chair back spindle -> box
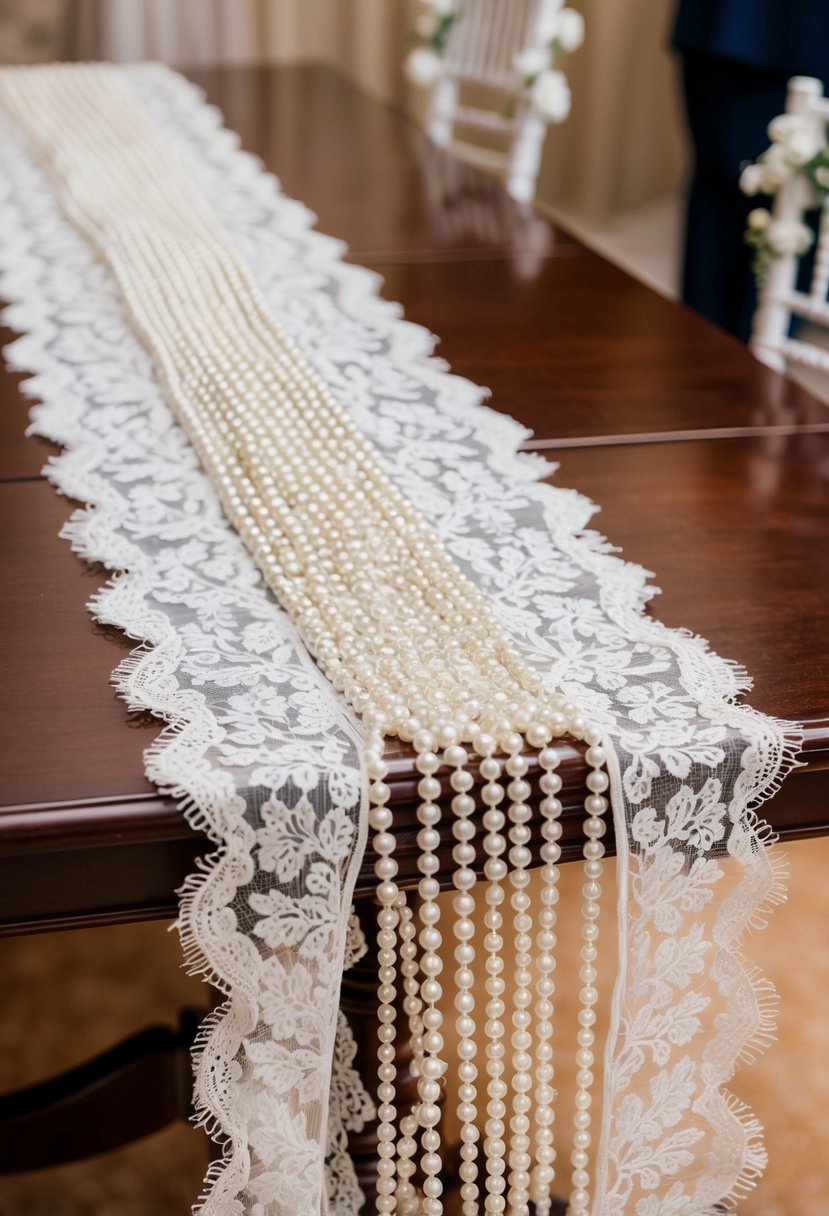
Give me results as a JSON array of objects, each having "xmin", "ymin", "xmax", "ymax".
[
  {"xmin": 427, "ymin": 0, "xmax": 564, "ymax": 203},
  {"xmin": 751, "ymin": 75, "xmax": 829, "ymax": 375}
]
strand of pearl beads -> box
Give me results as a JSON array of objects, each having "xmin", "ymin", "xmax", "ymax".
[
  {"xmin": 394, "ymin": 1110, "xmax": 420, "ymax": 1216},
  {"xmin": 395, "ymin": 899, "xmax": 422, "ymax": 1216},
  {"xmin": 447, "ymin": 742, "xmax": 480, "ymax": 1216},
  {"xmin": 479, "ymin": 736, "xmax": 509, "ymax": 1216},
  {"xmin": 399, "ymin": 897, "xmax": 424, "ymax": 1080},
  {"xmin": 499, "ymin": 732, "xmax": 534, "ymax": 1216},
  {"xmin": 368, "ymin": 729, "xmax": 401, "ymax": 1216},
  {"xmin": 530, "ymin": 746, "xmax": 564, "ymax": 1216},
  {"xmin": 568, "ymin": 728, "xmax": 609, "ymax": 1216},
  {"xmin": 413, "ymin": 729, "xmax": 447, "ymax": 1216}
]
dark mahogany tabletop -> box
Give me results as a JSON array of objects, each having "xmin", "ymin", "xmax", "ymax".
[{"xmin": 1, "ymin": 63, "xmax": 827, "ymax": 933}]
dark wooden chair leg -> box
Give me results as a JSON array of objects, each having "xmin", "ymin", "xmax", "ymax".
[{"xmin": 0, "ymin": 1007, "xmax": 205, "ymax": 1172}]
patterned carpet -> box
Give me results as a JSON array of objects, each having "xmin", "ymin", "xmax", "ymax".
[{"xmin": 1, "ymin": 836, "xmax": 827, "ymax": 1215}]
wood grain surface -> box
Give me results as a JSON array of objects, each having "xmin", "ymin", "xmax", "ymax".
[{"xmin": 370, "ymin": 252, "xmax": 829, "ymax": 440}]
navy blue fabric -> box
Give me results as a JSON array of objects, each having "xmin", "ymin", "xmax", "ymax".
[
  {"xmin": 678, "ymin": 52, "xmax": 789, "ymax": 339},
  {"xmin": 673, "ymin": 0, "xmax": 829, "ymax": 79},
  {"xmin": 673, "ymin": 2, "xmax": 829, "ymax": 339}
]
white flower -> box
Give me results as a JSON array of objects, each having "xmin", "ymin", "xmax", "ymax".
[
  {"xmin": 513, "ymin": 45, "xmax": 551, "ymax": 78},
  {"xmin": 429, "ymin": 0, "xmax": 457, "ymax": 14},
  {"xmin": 747, "ymin": 207, "xmax": 771, "ymax": 230},
  {"xmin": 555, "ymin": 8, "xmax": 585, "ymax": 52},
  {"xmin": 530, "ymin": 68, "xmax": 571, "ymax": 123},
  {"xmin": 414, "ymin": 11, "xmax": 439, "ymax": 39},
  {"xmin": 405, "ymin": 46, "xmax": 443, "ymax": 88},
  {"xmin": 765, "ymin": 217, "xmax": 813, "ymax": 256},
  {"xmin": 739, "ymin": 163, "xmax": 764, "ymax": 196},
  {"xmin": 768, "ymin": 113, "xmax": 807, "ymax": 144},
  {"xmin": 759, "ymin": 141, "xmax": 795, "ymax": 190},
  {"xmin": 767, "ymin": 113, "xmax": 822, "ymax": 166},
  {"xmin": 784, "ymin": 128, "xmax": 822, "ymax": 165}
]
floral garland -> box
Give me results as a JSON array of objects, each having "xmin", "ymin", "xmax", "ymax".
[
  {"xmin": 512, "ymin": 7, "xmax": 583, "ymax": 124},
  {"xmin": 405, "ymin": 0, "xmax": 460, "ymax": 88},
  {"xmin": 741, "ymin": 112, "xmax": 829, "ymax": 281},
  {"xmin": 405, "ymin": 2, "xmax": 584, "ymax": 126}
]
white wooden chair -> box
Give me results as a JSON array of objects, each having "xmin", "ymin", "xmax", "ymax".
[
  {"xmin": 417, "ymin": 140, "xmax": 554, "ymax": 274},
  {"xmin": 751, "ymin": 76, "xmax": 829, "ymax": 374},
  {"xmin": 427, "ymin": 0, "xmax": 564, "ymax": 204}
]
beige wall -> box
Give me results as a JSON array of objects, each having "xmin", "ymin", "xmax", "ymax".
[
  {"xmin": 537, "ymin": 0, "xmax": 687, "ymax": 218},
  {"xmin": 0, "ymin": 0, "xmax": 67, "ymax": 62},
  {"xmin": 0, "ymin": 0, "xmax": 688, "ymax": 218}
]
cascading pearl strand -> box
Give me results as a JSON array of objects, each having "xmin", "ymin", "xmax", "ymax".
[
  {"xmin": 479, "ymin": 741, "xmax": 509, "ymax": 1216},
  {"xmin": 368, "ymin": 731, "xmax": 401, "ymax": 1216},
  {"xmin": 399, "ymin": 897, "xmax": 424, "ymax": 1081},
  {"xmin": 503, "ymin": 733, "xmax": 535, "ymax": 1216},
  {"xmin": 569, "ymin": 729, "xmax": 610, "ymax": 1216},
  {"xmin": 447, "ymin": 743, "xmax": 480, "ymax": 1216},
  {"xmin": 394, "ymin": 1111, "xmax": 420, "ymax": 1216},
  {"xmin": 413, "ymin": 729, "xmax": 447, "ymax": 1216},
  {"xmin": 530, "ymin": 746, "xmax": 565, "ymax": 1216},
  {"xmin": 395, "ymin": 900, "xmax": 422, "ymax": 1216}
]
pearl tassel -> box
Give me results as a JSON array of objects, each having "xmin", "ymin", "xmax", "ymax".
[
  {"xmin": 448, "ymin": 743, "xmax": 480, "ymax": 1216},
  {"xmin": 396, "ymin": 899, "xmax": 421, "ymax": 1216},
  {"xmin": 530, "ymin": 746, "xmax": 563, "ymax": 1216},
  {"xmin": 399, "ymin": 900, "xmax": 423, "ymax": 1075},
  {"xmin": 479, "ymin": 742, "xmax": 509, "ymax": 1215},
  {"xmin": 414, "ymin": 729, "xmax": 447, "ymax": 1216},
  {"xmin": 504, "ymin": 735, "xmax": 534, "ymax": 1216},
  {"xmin": 368, "ymin": 730, "xmax": 401, "ymax": 1216},
  {"xmin": 569, "ymin": 728, "xmax": 610, "ymax": 1216}
]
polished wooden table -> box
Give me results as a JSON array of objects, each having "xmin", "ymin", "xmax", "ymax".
[
  {"xmin": 2, "ymin": 63, "xmax": 827, "ymax": 933},
  {"xmin": 0, "ymin": 63, "xmax": 827, "ymax": 1191}
]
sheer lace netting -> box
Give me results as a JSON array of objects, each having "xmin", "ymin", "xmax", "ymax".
[{"xmin": 0, "ymin": 62, "xmax": 799, "ymax": 1216}]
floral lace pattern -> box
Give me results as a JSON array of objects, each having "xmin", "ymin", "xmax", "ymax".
[
  {"xmin": 0, "ymin": 64, "xmax": 799, "ymax": 1215},
  {"xmin": 0, "ymin": 95, "xmax": 370, "ymax": 1216}
]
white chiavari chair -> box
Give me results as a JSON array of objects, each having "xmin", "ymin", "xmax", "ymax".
[
  {"xmin": 427, "ymin": 0, "xmax": 563, "ymax": 203},
  {"xmin": 751, "ymin": 76, "xmax": 829, "ymax": 376}
]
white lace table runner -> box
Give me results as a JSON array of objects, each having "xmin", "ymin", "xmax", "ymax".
[{"xmin": 0, "ymin": 64, "xmax": 797, "ymax": 1216}]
